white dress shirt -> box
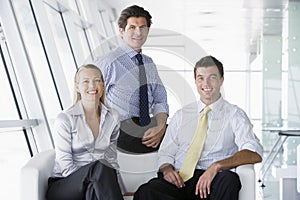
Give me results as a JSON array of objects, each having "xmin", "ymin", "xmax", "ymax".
[
  {"xmin": 158, "ymin": 96, "xmax": 263, "ymax": 171},
  {"xmin": 52, "ymin": 100, "xmax": 120, "ymax": 177}
]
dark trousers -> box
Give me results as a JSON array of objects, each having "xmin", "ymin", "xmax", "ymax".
[
  {"xmin": 117, "ymin": 117, "xmax": 160, "ymax": 153},
  {"xmin": 46, "ymin": 160, "xmax": 124, "ymax": 200},
  {"xmin": 133, "ymin": 169, "xmax": 241, "ymax": 200}
]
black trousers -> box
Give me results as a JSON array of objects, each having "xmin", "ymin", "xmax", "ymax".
[
  {"xmin": 46, "ymin": 160, "xmax": 124, "ymax": 200},
  {"xmin": 117, "ymin": 117, "xmax": 160, "ymax": 153},
  {"xmin": 133, "ymin": 169, "xmax": 241, "ymax": 200}
]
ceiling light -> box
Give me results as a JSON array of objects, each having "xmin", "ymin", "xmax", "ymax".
[
  {"xmin": 199, "ymin": 11, "xmax": 216, "ymax": 15},
  {"xmin": 265, "ymin": 8, "xmax": 281, "ymax": 12}
]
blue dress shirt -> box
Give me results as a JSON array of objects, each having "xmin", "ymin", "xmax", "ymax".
[{"xmin": 94, "ymin": 43, "xmax": 169, "ymax": 121}]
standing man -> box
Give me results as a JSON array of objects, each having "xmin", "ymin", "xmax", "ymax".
[
  {"xmin": 134, "ymin": 56, "xmax": 263, "ymax": 200},
  {"xmin": 95, "ymin": 5, "xmax": 169, "ymax": 153}
]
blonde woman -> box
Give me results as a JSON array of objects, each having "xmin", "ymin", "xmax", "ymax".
[{"xmin": 46, "ymin": 64, "xmax": 123, "ymax": 200}]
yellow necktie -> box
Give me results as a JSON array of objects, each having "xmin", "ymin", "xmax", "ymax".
[{"xmin": 180, "ymin": 106, "xmax": 211, "ymax": 182}]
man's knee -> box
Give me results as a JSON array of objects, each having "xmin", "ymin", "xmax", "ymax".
[
  {"xmin": 224, "ymin": 171, "xmax": 241, "ymax": 189},
  {"xmin": 134, "ymin": 183, "xmax": 151, "ymax": 199},
  {"xmin": 218, "ymin": 170, "xmax": 240, "ymax": 183},
  {"xmin": 214, "ymin": 170, "xmax": 241, "ymax": 194}
]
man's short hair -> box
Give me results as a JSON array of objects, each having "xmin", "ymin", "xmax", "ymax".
[
  {"xmin": 118, "ymin": 5, "xmax": 152, "ymax": 29},
  {"xmin": 194, "ymin": 56, "xmax": 224, "ymax": 79}
]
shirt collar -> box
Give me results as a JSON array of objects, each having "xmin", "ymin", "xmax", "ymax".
[
  {"xmin": 119, "ymin": 43, "xmax": 143, "ymax": 59},
  {"xmin": 198, "ymin": 96, "xmax": 224, "ymax": 113},
  {"xmin": 68, "ymin": 100, "xmax": 109, "ymax": 116}
]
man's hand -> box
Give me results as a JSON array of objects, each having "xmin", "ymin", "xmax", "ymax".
[
  {"xmin": 194, "ymin": 149, "xmax": 262, "ymax": 198},
  {"xmin": 195, "ymin": 163, "xmax": 219, "ymax": 199},
  {"xmin": 142, "ymin": 124, "xmax": 166, "ymax": 148},
  {"xmin": 160, "ymin": 164, "xmax": 185, "ymax": 188}
]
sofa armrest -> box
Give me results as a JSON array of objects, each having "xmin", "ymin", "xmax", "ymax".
[
  {"xmin": 297, "ymin": 144, "xmax": 300, "ymax": 193},
  {"xmin": 236, "ymin": 164, "xmax": 255, "ymax": 200},
  {"xmin": 20, "ymin": 149, "xmax": 55, "ymax": 200}
]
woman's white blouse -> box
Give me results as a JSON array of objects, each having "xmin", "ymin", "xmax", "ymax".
[{"xmin": 52, "ymin": 101, "xmax": 120, "ymax": 177}]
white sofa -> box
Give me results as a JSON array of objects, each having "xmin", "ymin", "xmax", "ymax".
[
  {"xmin": 20, "ymin": 149, "xmax": 256, "ymax": 200},
  {"xmin": 20, "ymin": 149, "xmax": 55, "ymax": 200},
  {"xmin": 118, "ymin": 150, "xmax": 256, "ymax": 200}
]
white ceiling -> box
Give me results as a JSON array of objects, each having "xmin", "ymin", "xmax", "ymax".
[{"xmin": 106, "ymin": 0, "xmax": 289, "ymax": 68}]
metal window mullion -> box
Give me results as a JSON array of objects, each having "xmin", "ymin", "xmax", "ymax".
[{"xmin": 0, "ymin": 44, "xmax": 34, "ymax": 156}]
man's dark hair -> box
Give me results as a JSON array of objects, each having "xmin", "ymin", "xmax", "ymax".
[
  {"xmin": 118, "ymin": 5, "xmax": 152, "ymax": 29},
  {"xmin": 194, "ymin": 56, "xmax": 224, "ymax": 79}
]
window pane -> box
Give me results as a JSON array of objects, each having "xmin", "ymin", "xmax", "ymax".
[
  {"xmin": 13, "ymin": 0, "xmax": 62, "ymax": 120},
  {"xmin": 44, "ymin": 4, "xmax": 77, "ymax": 97},
  {"xmin": 0, "ymin": 49, "xmax": 19, "ymax": 120},
  {"xmin": 72, "ymin": 24, "xmax": 91, "ymax": 64}
]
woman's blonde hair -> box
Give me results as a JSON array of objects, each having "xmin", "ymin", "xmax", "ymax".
[{"xmin": 73, "ymin": 64, "xmax": 106, "ymax": 105}]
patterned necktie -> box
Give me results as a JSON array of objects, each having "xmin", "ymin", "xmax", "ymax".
[
  {"xmin": 136, "ymin": 53, "xmax": 150, "ymax": 126},
  {"xmin": 180, "ymin": 106, "xmax": 211, "ymax": 181}
]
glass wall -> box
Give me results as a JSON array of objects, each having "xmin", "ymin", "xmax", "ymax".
[
  {"xmin": 0, "ymin": 21, "xmax": 34, "ymax": 200},
  {"xmin": 0, "ymin": 0, "xmax": 106, "ymax": 198}
]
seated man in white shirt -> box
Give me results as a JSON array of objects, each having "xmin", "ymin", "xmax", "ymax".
[{"xmin": 133, "ymin": 55, "xmax": 263, "ymax": 200}]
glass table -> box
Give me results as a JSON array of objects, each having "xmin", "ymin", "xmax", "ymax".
[{"xmin": 259, "ymin": 128, "xmax": 300, "ymax": 187}]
